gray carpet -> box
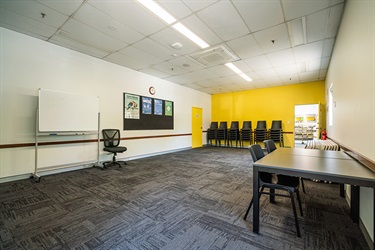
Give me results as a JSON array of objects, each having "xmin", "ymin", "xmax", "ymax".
[{"xmin": 0, "ymin": 147, "xmax": 369, "ymax": 249}]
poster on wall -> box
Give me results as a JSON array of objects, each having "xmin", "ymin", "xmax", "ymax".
[
  {"xmin": 154, "ymin": 99, "xmax": 163, "ymax": 115},
  {"xmin": 165, "ymin": 101, "xmax": 173, "ymax": 116},
  {"xmin": 124, "ymin": 93, "xmax": 140, "ymax": 119},
  {"xmin": 142, "ymin": 96, "xmax": 152, "ymax": 114}
]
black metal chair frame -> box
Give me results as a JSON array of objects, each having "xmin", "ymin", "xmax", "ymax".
[
  {"xmin": 240, "ymin": 121, "xmax": 253, "ymax": 147},
  {"xmin": 244, "ymin": 144, "xmax": 303, "ymax": 237},
  {"xmin": 102, "ymin": 129, "xmax": 127, "ymax": 168},
  {"xmin": 228, "ymin": 121, "xmax": 240, "ymax": 148}
]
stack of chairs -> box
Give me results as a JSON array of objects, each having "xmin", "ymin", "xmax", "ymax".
[
  {"xmin": 240, "ymin": 121, "xmax": 253, "ymax": 147},
  {"xmin": 254, "ymin": 120, "xmax": 268, "ymax": 143},
  {"xmin": 207, "ymin": 122, "xmax": 218, "ymax": 146},
  {"xmin": 228, "ymin": 121, "xmax": 240, "ymax": 147},
  {"xmin": 216, "ymin": 121, "xmax": 228, "ymax": 146},
  {"xmin": 269, "ymin": 120, "xmax": 284, "ymax": 147}
]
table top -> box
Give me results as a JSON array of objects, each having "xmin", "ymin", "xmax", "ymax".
[
  {"xmin": 254, "ymin": 148, "xmax": 375, "ymax": 188},
  {"xmin": 273, "ymin": 147, "xmax": 353, "ymax": 160}
]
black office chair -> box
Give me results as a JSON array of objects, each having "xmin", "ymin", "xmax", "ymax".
[
  {"xmin": 264, "ymin": 139, "xmax": 306, "ymax": 194},
  {"xmin": 102, "ymin": 129, "xmax": 127, "ymax": 168},
  {"xmin": 244, "ymin": 144, "xmax": 303, "ymax": 237}
]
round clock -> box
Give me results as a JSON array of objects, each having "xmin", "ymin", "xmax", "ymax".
[{"xmin": 149, "ymin": 86, "xmax": 156, "ymax": 95}]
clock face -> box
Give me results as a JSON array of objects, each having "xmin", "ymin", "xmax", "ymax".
[{"xmin": 149, "ymin": 86, "xmax": 155, "ymax": 95}]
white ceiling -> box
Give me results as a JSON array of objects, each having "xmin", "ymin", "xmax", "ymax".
[{"xmin": 0, "ymin": 0, "xmax": 345, "ymax": 94}]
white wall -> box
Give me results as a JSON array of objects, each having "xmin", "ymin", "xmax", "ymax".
[
  {"xmin": 325, "ymin": 0, "xmax": 375, "ymax": 241},
  {"xmin": 0, "ymin": 27, "xmax": 211, "ymax": 179}
]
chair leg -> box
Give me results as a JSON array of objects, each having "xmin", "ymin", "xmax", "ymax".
[
  {"xmin": 289, "ymin": 191, "xmax": 301, "ymax": 237},
  {"xmin": 301, "ymin": 178, "xmax": 306, "ymax": 194},
  {"xmin": 296, "ymin": 189, "xmax": 303, "ymax": 217},
  {"xmin": 244, "ymin": 187, "xmax": 264, "ymax": 220}
]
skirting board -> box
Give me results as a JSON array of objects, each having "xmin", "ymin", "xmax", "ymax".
[{"xmin": 0, "ymin": 147, "xmax": 192, "ymax": 184}]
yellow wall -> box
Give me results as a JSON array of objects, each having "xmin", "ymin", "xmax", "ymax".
[{"xmin": 211, "ymin": 81, "xmax": 325, "ymax": 147}]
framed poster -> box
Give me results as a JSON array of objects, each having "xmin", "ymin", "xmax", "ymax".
[
  {"xmin": 165, "ymin": 101, "xmax": 173, "ymax": 116},
  {"xmin": 124, "ymin": 93, "xmax": 140, "ymax": 119},
  {"xmin": 142, "ymin": 96, "xmax": 152, "ymax": 114},
  {"xmin": 154, "ymin": 99, "xmax": 163, "ymax": 115}
]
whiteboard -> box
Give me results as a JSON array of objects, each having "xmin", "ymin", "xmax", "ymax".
[{"xmin": 38, "ymin": 89, "xmax": 99, "ymax": 132}]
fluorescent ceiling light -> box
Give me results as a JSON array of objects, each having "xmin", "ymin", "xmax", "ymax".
[
  {"xmin": 137, "ymin": 0, "xmax": 176, "ymax": 24},
  {"xmin": 225, "ymin": 63, "xmax": 253, "ymax": 82},
  {"xmin": 172, "ymin": 23, "xmax": 210, "ymax": 49}
]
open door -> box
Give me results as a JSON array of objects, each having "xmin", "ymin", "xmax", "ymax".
[{"xmin": 192, "ymin": 107, "xmax": 202, "ymax": 148}]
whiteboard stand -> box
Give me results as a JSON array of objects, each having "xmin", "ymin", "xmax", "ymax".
[{"xmin": 31, "ymin": 109, "xmax": 102, "ymax": 182}]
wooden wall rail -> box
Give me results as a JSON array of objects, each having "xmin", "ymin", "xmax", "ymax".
[{"xmin": 0, "ymin": 133, "xmax": 192, "ymax": 149}]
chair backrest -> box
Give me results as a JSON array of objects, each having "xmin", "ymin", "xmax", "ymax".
[
  {"xmin": 248, "ymin": 144, "xmax": 265, "ymax": 162},
  {"xmin": 230, "ymin": 121, "xmax": 239, "ymax": 129},
  {"xmin": 256, "ymin": 120, "xmax": 267, "ymax": 130},
  {"xmin": 242, "ymin": 121, "xmax": 252, "ymax": 130},
  {"xmin": 271, "ymin": 120, "xmax": 282, "ymax": 130},
  {"xmin": 210, "ymin": 122, "xmax": 218, "ymax": 129},
  {"xmin": 219, "ymin": 121, "xmax": 227, "ymax": 129},
  {"xmin": 264, "ymin": 139, "xmax": 277, "ymax": 153},
  {"xmin": 102, "ymin": 129, "xmax": 121, "ymax": 147}
]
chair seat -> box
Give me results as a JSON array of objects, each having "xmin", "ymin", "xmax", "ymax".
[{"xmin": 104, "ymin": 146, "xmax": 127, "ymax": 153}]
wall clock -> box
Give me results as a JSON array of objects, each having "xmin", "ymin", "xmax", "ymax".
[{"xmin": 149, "ymin": 86, "xmax": 156, "ymax": 95}]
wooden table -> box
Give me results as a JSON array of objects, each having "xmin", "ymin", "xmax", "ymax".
[{"xmin": 252, "ymin": 148, "xmax": 375, "ymax": 244}]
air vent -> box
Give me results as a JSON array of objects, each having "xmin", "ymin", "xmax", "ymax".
[{"xmin": 189, "ymin": 45, "xmax": 238, "ymax": 66}]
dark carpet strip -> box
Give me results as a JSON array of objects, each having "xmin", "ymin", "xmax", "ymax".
[{"xmin": 0, "ymin": 147, "xmax": 369, "ymax": 249}]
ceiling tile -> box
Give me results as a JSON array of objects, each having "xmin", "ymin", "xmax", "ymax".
[
  {"xmin": 320, "ymin": 57, "xmax": 330, "ymax": 69},
  {"xmin": 299, "ymin": 70, "xmax": 320, "ymax": 81},
  {"xmin": 253, "ymin": 24, "xmax": 291, "ymax": 53},
  {"xmin": 231, "ymin": 60, "xmax": 253, "ymax": 74},
  {"xmin": 207, "ymin": 65, "xmax": 236, "ymax": 77},
  {"xmin": 256, "ymin": 68, "xmax": 279, "ymax": 79},
  {"xmin": 293, "ymin": 41, "xmax": 324, "ymax": 63},
  {"xmin": 306, "ymin": 8, "xmax": 328, "ymax": 43},
  {"xmin": 89, "ymin": 0, "xmax": 166, "ymax": 36},
  {"xmin": 57, "ymin": 18, "xmax": 127, "ymax": 53},
  {"xmin": 322, "ymin": 38, "xmax": 335, "ymax": 57},
  {"xmin": 181, "ymin": 14, "xmax": 222, "ymax": 46},
  {"xmin": 152, "ymin": 61, "xmax": 189, "ymax": 76},
  {"xmin": 74, "ymin": 4, "xmax": 144, "ymax": 45},
  {"xmin": 167, "ymin": 56, "xmax": 205, "ymax": 72},
  {"xmin": 266, "ymin": 48, "xmax": 295, "ymax": 67},
  {"xmin": 309, "ymin": 59, "xmax": 321, "ymax": 72},
  {"xmin": 233, "ymin": 0, "xmax": 284, "ymax": 32},
  {"xmin": 1, "ymin": 0, "xmax": 70, "ymax": 28},
  {"xmin": 157, "ymin": 0, "xmax": 192, "ymax": 19},
  {"xmin": 150, "ymin": 27, "xmax": 202, "ymax": 55},
  {"xmin": 281, "ymin": 0, "xmax": 331, "ymax": 21},
  {"xmin": 133, "ymin": 38, "xmax": 175, "ymax": 61},
  {"xmin": 104, "ymin": 52, "xmax": 152, "ymax": 70},
  {"xmin": 326, "ymin": 3, "xmax": 345, "ymax": 38},
  {"xmin": 226, "ymin": 34, "xmax": 263, "ymax": 60},
  {"xmin": 0, "ymin": 8, "xmax": 57, "ymax": 39},
  {"xmin": 139, "ymin": 67, "xmax": 172, "ymax": 79},
  {"xmin": 274, "ymin": 64, "xmax": 299, "ymax": 76},
  {"xmin": 36, "ymin": 0, "xmax": 84, "ymax": 16},
  {"xmin": 197, "ymin": 1, "xmax": 249, "ymax": 41},
  {"xmin": 244, "ymin": 55, "xmax": 272, "ymax": 71},
  {"xmin": 117, "ymin": 46, "xmax": 164, "ymax": 65},
  {"xmin": 182, "ymin": 0, "xmax": 219, "ymax": 12}
]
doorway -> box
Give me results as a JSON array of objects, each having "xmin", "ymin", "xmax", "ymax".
[
  {"xmin": 294, "ymin": 104, "xmax": 321, "ymax": 147},
  {"xmin": 192, "ymin": 107, "xmax": 202, "ymax": 148}
]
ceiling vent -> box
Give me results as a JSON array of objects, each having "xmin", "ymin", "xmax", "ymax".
[{"xmin": 189, "ymin": 45, "xmax": 239, "ymax": 67}]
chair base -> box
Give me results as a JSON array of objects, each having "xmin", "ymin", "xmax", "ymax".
[{"xmin": 102, "ymin": 160, "xmax": 127, "ymax": 168}]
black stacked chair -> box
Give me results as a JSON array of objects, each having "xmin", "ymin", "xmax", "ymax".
[
  {"xmin": 240, "ymin": 121, "xmax": 253, "ymax": 147},
  {"xmin": 269, "ymin": 120, "xmax": 284, "ymax": 147},
  {"xmin": 207, "ymin": 122, "xmax": 218, "ymax": 146},
  {"xmin": 216, "ymin": 122, "xmax": 228, "ymax": 146},
  {"xmin": 264, "ymin": 139, "xmax": 306, "ymax": 194},
  {"xmin": 228, "ymin": 121, "xmax": 240, "ymax": 147},
  {"xmin": 254, "ymin": 120, "xmax": 268, "ymax": 143},
  {"xmin": 244, "ymin": 144, "xmax": 303, "ymax": 237},
  {"xmin": 102, "ymin": 129, "xmax": 127, "ymax": 168}
]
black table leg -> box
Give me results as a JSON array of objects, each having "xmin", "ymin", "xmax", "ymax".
[
  {"xmin": 350, "ymin": 185, "xmax": 359, "ymax": 224},
  {"xmin": 253, "ymin": 166, "xmax": 259, "ymax": 233},
  {"xmin": 340, "ymin": 183, "xmax": 345, "ymax": 198}
]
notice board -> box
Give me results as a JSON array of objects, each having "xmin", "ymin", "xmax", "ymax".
[
  {"xmin": 38, "ymin": 89, "xmax": 99, "ymax": 132},
  {"xmin": 123, "ymin": 93, "xmax": 173, "ymax": 130}
]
